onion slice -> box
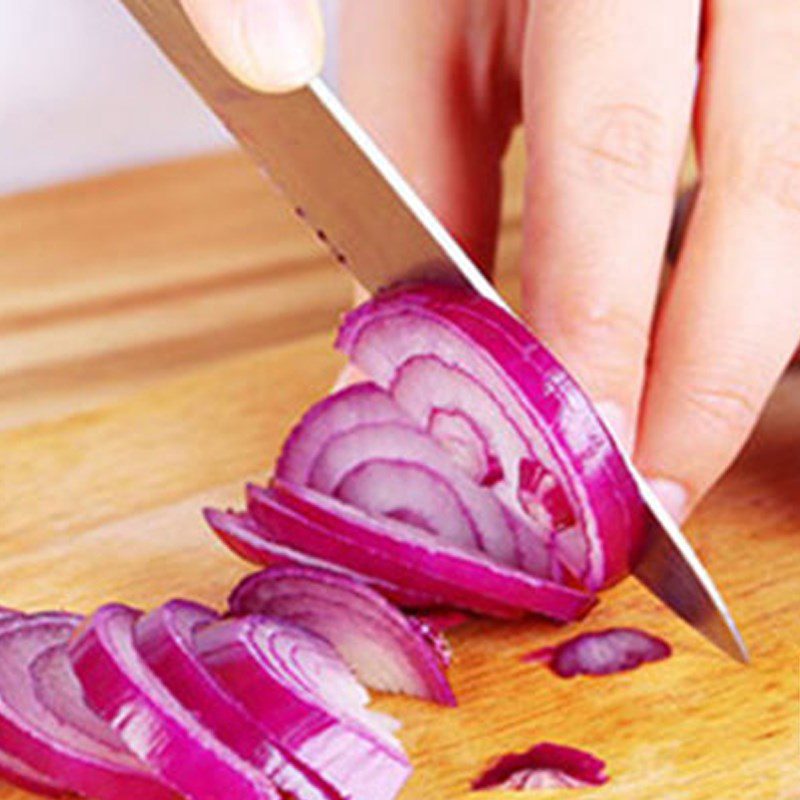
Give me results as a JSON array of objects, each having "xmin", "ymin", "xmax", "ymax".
[
  {"xmin": 472, "ymin": 742, "xmax": 609, "ymax": 790},
  {"xmin": 205, "ymin": 507, "xmax": 441, "ymax": 609},
  {"xmin": 0, "ymin": 615, "xmax": 71, "ymax": 798},
  {"xmin": 227, "ymin": 565, "xmax": 456, "ymax": 705},
  {"xmin": 0, "ymin": 611, "xmax": 173, "ymax": 800},
  {"xmin": 336, "ymin": 283, "xmax": 645, "ymax": 588},
  {"xmin": 194, "ymin": 616, "xmax": 412, "ymax": 800},
  {"xmin": 524, "ymin": 627, "xmax": 672, "ymax": 677},
  {"xmin": 69, "ymin": 603, "xmax": 281, "ymax": 800},
  {"xmin": 246, "ymin": 481, "xmax": 595, "ymax": 621},
  {"xmin": 135, "ymin": 600, "xmax": 340, "ymax": 800}
]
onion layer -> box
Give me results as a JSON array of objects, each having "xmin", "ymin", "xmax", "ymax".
[
  {"xmin": 228, "ymin": 565, "xmax": 456, "ymax": 705},
  {"xmin": 69, "ymin": 604, "xmax": 281, "ymax": 800},
  {"xmin": 195, "ymin": 616, "xmax": 412, "ymax": 800}
]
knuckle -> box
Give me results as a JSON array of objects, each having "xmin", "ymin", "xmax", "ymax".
[
  {"xmin": 754, "ymin": 126, "xmax": 800, "ymax": 214},
  {"xmin": 565, "ymin": 102, "xmax": 675, "ymax": 195},
  {"xmin": 709, "ymin": 125, "xmax": 800, "ymax": 215},
  {"xmin": 679, "ymin": 378, "xmax": 761, "ymax": 441}
]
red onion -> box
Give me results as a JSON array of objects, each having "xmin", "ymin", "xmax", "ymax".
[
  {"xmin": 205, "ymin": 507, "xmax": 441, "ymax": 609},
  {"xmin": 246, "ymin": 481, "xmax": 595, "ymax": 621},
  {"xmin": 227, "ymin": 565, "xmax": 456, "ymax": 705},
  {"xmin": 472, "ymin": 742, "xmax": 609, "ymax": 790},
  {"xmin": 524, "ymin": 627, "xmax": 672, "ymax": 677},
  {"xmin": 135, "ymin": 600, "xmax": 340, "ymax": 800},
  {"xmin": 194, "ymin": 615, "xmax": 412, "ymax": 800},
  {"xmin": 336, "ymin": 283, "xmax": 645, "ymax": 589},
  {"xmin": 0, "ymin": 611, "xmax": 173, "ymax": 800},
  {"xmin": 69, "ymin": 603, "xmax": 282, "ymax": 800}
]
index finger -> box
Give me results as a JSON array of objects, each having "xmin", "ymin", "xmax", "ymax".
[{"xmin": 520, "ymin": 0, "xmax": 701, "ymax": 447}]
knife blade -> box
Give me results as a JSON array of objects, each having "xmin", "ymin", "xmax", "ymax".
[{"xmin": 119, "ymin": 0, "xmax": 748, "ymax": 662}]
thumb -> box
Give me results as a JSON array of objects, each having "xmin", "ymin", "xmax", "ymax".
[{"xmin": 180, "ymin": 0, "xmax": 324, "ymax": 93}]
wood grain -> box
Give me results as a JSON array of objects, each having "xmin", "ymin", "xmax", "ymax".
[{"xmin": 0, "ymin": 138, "xmax": 797, "ymax": 799}]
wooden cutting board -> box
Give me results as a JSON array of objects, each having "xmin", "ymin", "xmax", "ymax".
[{"xmin": 0, "ymin": 140, "xmax": 798, "ymax": 799}]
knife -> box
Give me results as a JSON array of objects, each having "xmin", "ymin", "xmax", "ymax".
[{"xmin": 119, "ymin": 0, "xmax": 748, "ymax": 662}]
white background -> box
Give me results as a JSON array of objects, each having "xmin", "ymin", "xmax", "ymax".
[{"xmin": 0, "ymin": 0, "xmax": 338, "ymax": 196}]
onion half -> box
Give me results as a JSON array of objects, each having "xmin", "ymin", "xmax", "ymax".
[
  {"xmin": 69, "ymin": 604, "xmax": 281, "ymax": 800},
  {"xmin": 246, "ymin": 481, "xmax": 595, "ymax": 621},
  {"xmin": 0, "ymin": 611, "xmax": 172, "ymax": 800},
  {"xmin": 195, "ymin": 615, "xmax": 412, "ymax": 800},
  {"xmin": 336, "ymin": 283, "xmax": 645, "ymax": 588},
  {"xmin": 227, "ymin": 565, "xmax": 456, "ymax": 705}
]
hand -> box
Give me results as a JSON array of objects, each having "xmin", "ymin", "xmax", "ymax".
[
  {"xmin": 181, "ymin": 0, "xmax": 324, "ymax": 92},
  {"xmin": 340, "ymin": 0, "xmax": 800, "ymax": 522}
]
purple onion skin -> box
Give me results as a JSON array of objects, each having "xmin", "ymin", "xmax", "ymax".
[
  {"xmin": 523, "ymin": 627, "xmax": 672, "ymax": 678},
  {"xmin": 69, "ymin": 604, "xmax": 281, "ymax": 800},
  {"xmin": 473, "ymin": 742, "xmax": 608, "ymax": 790},
  {"xmin": 135, "ymin": 600, "xmax": 340, "ymax": 800},
  {"xmin": 227, "ymin": 566, "xmax": 456, "ymax": 706}
]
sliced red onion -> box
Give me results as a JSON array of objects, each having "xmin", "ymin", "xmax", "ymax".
[
  {"xmin": 69, "ymin": 603, "xmax": 281, "ymax": 800},
  {"xmin": 245, "ymin": 481, "xmax": 595, "ymax": 621},
  {"xmin": 205, "ymin": 507, "xmax": 441, "ymax": 609},
  {"xmin": 472, "ymin": 742, "xmax": 609, "ymax": 790},
  {"xmin": 336, "ymin": 283, "xmax": 645, "ymax": 588},
  {"xmin": 135, "ymin": 600, "xmax": 340, "ymax": 800},
  {"xmin": 276, "ymin": 382, "xmax": 409, "ymax": 485},
  {"xmin": 194, "ymin": 616, "xmax": 412, "ymax": 800},
  {"xmin": 227, "ymin": 565, "xmax": 456, "ymax": 705},
  {"xmin": 0, "ymin": 608, "xmax": 20, "ymax": 623},
  {"xmin": 0, "ymin": 611, "xmax": 173, "ymax": 800},
  {"xmin": 524, "ymin": 627, "xmax": 672, "ymax": 677}
]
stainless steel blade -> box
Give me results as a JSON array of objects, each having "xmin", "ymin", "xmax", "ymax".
[{"xmin": 119, "ymin": 0, "xmax": 748, "ymax": 662}]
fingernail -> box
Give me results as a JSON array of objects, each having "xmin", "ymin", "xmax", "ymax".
[
  {"xmin": 595, "ymin": 400, "xmax": 634, "ymax": 452},
  {"xmin": 240, "ymin": 0, "xmax": 324, "ymax": 92},
  {"xmin": 649, "ymin": 478, "xmax": 689, "ymax": 524}
]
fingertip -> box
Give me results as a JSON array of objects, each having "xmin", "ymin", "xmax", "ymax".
[{"xmin": 182, "ymin": 0, "xmax": 324, "ymax": 93}]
